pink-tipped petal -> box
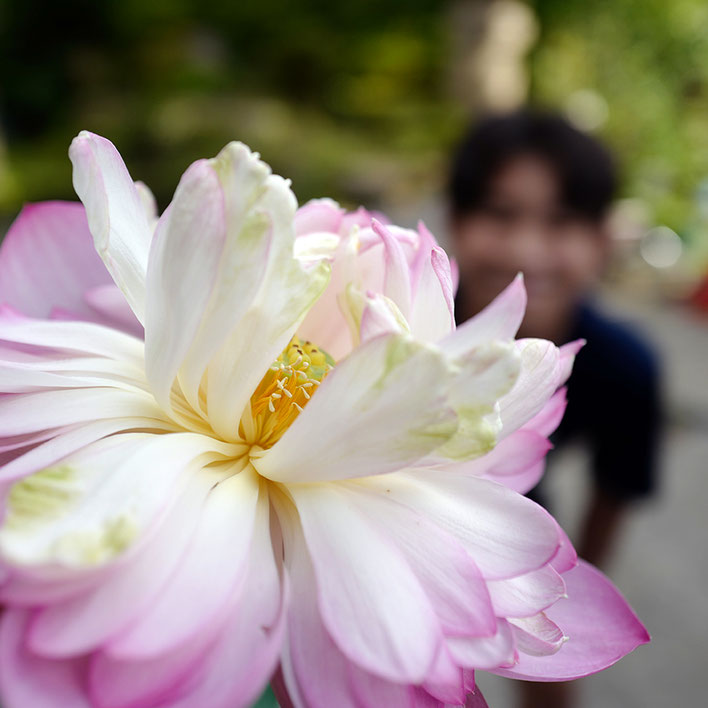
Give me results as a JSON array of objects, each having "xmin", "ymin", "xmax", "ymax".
[
  {"xmin": 359, "ymin": 292, "xmax": 407, "ymax": 342},
  {"xmin": 379, "ymin": 474, "xmax": 560, "ymax": 581},
  {"xmin": 348, "ymin": 664, "xmax": 415, "ymax": 708},
  {"xmin": 83, "ymin": 285, "xmax": 142, "ymax": 337},
  {"xmin": 24, "ymin": 437, "xmax": 227, "ymax": 656},
  {"xmin": 446, "ymin": 620, "xmax": 517, "ymax": 671},
  {"xmin": 466, "ymin": 430, "xmax": 551, "ymax": 480},
  {"xmin": 277, "ymin": 509, "xmax": 359, "ymax": 708},
  {"xmin": 88, "ymin": 640, "xmax": 211, "ymax": 708},
  {"xmin": 549, "ymin": 524, "xmax": 578, "ymax": 575},
  {"xmin": 421, "ymin": 647, "xmax": 465, "ymax": 704},
  {"xmin": 487, "ymin": 565, "xmax": 566, "ymax": 619},
  {"xmin": 558, "ymin": 339, "xmax": 585, "ymax": 385},
  {"xmin": 347, "ymin": 485, "xmax": 496, "ymax": 638},
  {"xmin": 69, "ymin": 132, "xmax": 153, "ymax": 322},
  {"xmin": 509, "ymin": 613, "xmax": 566, "ymax": 657},
  {"xmin": 0, "ymin": 202, "xmax": 111, "ymax": 319},
  {"xmin": 0, "ymin": 388, "xmax": 166, "ymax": 438},
  {"xmin": 493, "ymin": 561, "xmax": 649, "ymax": 681},
  {"xmin": 169, "ymin": 485, "xmax": 285, "ymax": 708},
  {"xmin": 522, "ymin": 388, "xmax": 567, "ymax": 437},
  {"xmin": 0, "ymin": 308, "xmax": 143, "ymax": 362},
  {"xmin": 288, "ymin": 484, "xmax": 443, "ymax": 683},
  {"xmin": 372, "ymin": 219, "xmax": 412, "ymax": 318},
  {"xmin": 294, "ymin": 198, "xmax": 344, "ymax": 236},
  {"xmin": 464, "ymin": 686, "xmax": 489, "ymax": 708},
  {"xmin": 499, "ymin": 339, "xmax": 561, "ymax": 437},
  {"xmin": 0, "ymin": 609, "xmax": 90, "ymax": 707},
  {"xmin": 0, "ymin": 416, "xmax": 174, "ymax": 484},
  {"xmin": 442, "ymin": 274, "xmax": 526, "ymax": 358},
  {"xmin": 93, "ymin": 480, "xmax": 284, "ymax": 708},
  {"xmin": 408, "ymin": 245, "xmax": 456, "ymax": 342},
  {"xmin": 488, "ymin": 460, "xmax": 545, "ymax": 495}
]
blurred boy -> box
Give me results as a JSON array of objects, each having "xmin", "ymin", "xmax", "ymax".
[{"xmin": 449, "ymin": 110, "xmax": 661, "ymax": 708}]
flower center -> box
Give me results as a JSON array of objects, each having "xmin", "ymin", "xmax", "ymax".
[{"xmin": 242, "ymin": 336, "xmax": 334, "ymax": 448}]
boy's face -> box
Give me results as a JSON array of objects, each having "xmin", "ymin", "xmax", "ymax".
[{"xmin": 451, "ymin": 154, "xmax": 608, "ymax": 340}]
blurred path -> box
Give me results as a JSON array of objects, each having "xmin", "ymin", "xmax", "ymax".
[{"xmin": 479, "ymin": 290, "xmax": 708, "ymax": 707}]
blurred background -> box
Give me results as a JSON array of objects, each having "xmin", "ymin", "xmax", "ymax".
[{"xmin": 1, "ymin": 1, "xmax": 706, "ymax": 706}]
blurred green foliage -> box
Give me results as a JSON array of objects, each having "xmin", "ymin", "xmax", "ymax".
[
  {"xmin": 529, "ymin": 0, "xmax": 708, "ymax": 242},
  {"xmin": 0, "ymin": 0, "xmax": 459, "ymax": 216},
  {"xmin": 2, "ymin": 0, "xmax": 708, "ymax": 243}
]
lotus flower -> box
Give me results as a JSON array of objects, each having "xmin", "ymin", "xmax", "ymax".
[{"xmin": 0, "ymin": 133, "xmax": 648, "ymax": 708}]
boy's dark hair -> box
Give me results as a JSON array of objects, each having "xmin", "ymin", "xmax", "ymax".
[{"xmin": 449, "ymin": 109, "xmax": 617, "ymax": 222}]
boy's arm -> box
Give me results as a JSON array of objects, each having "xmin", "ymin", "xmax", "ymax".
[{"xmin": 577, "ymin": 487, "xmax": 627, "ymax": 568}]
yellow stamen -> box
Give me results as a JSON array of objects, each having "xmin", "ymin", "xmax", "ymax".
[{"xmin": 244, "ymin": 337, "xmax": 334, "ymax": 447}]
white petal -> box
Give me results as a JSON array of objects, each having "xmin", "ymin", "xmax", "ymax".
[
  {"xmin": 255, "ymin": 334, "xmax": 457, "ymax": 483},
  {"xmin": 134, "ymin": 180, "xmax": 159, "ymax": 225},
  {"xmin": 172, "ymin": 142, "xmax": 329, "ymax": 434},
  {"xmin": 0, "ymin": 310, "xmax": 144, "ymax": 364},
  {"xmin": 69, "ymin": 132, "xmax": 153, "ymax": 322},
  {"xmin": 434, "ymin": 341, "xmax": 521, "ymax": 461},
  {"xmin": 285, "ymin": 484, "xmax": 443, "ymax": 683},
  {"xmin": 0, "ymin": 433, "xmax": 227, "ymax": 571},
  {"xmin": 26, "ymin": 468, "xmax": 217, "ymax": 657},
  {"xmin": 368, "ymin": 473, "xmax": 560, "ymax": 580},
  {"xmin": 297, "ymin": 235, "xmax": 360, "ymax": 360},
  {"xmin": 499, "ymin": 339, "xmax": 562, "ymax": 437},
  {"xmin": 107, "ymin": 465, "xmax": 260, "ymax": 658},
  {"xmin": 293, "ymin": 232, "xmax": 340, "ymax": 262},
  {"xmin": 509, "ymin": 613, "xmax": 566, "ymax": 657},
  {"xmin": 372, "ymin": 219, "xmax": 412, "ymax": 318},
  {"xmin": 408, "ymin": 243, "xmax": 455, "ymax": 342},
  {"xmin": 0, "ymin": 388, "xmax": 167, "ymax": 438},
  {"xmin": 165, "ymin": 480, "xmax": 286, "ymax": 708},
  {"xmin": 488, "ymin": 565, "xmax": 566, "ymax": 618},
  {"xmin": 144, "ymin": 159, "xmax": 226, "ymax": 410},
  {"xmin": 343, "ymin": 483, "xmax": 496, "ymax": 637},
  {"xmin": 0, "ymin": 417, "xmax": 176, "ymax": 484},
  {"xmin": 0, "ymin": 359, "xmax": 148, "ymax": 395}
]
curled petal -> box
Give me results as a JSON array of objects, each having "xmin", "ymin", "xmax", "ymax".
[
  {"xmin": 499, "ymin": 339, "xmax": 561, "ymax": 437},
  {"xmin": 509, "ymin": 613, "xmax": 566, "ymax": 657},
  {"xmin": 493, "ymin": 561, "xmax": 649, "ymax": 681},
  {"xmin": 69, "ymin": 132, "xmax": 153, "ymax": 322},
  {"xmin": 487, "ymin": 565, "xmax": 566, "ymax": 619}
]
